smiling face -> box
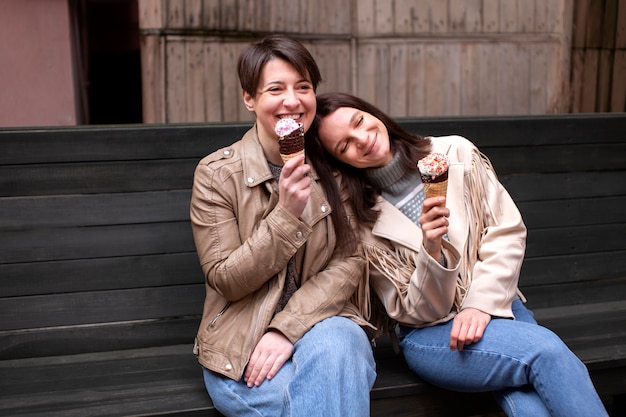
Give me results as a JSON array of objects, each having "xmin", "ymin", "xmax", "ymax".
[
  {"xmin": 243, "ymin": 58, "xmax": 316, "ymax": 150},
  {"xmin": 317, "ymin": 106, "xmax": 393, "ymax": 169}
]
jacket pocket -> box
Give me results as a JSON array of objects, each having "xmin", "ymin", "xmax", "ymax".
[{"xmin": 207, "ymin": 301, "xmax": 231, "ymax": 330}]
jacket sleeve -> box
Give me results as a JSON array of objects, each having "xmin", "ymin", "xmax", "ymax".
[
  {"xmin": 458, "ymin": 141, "xmax": 527, "ymax": 318},
  {"xmin": 364, "ymin": 234, "xmax": 462, "ymax": 327},
  {"xmin": 190, "ymin": 159, "xmax": 309, "ymax": 301}
]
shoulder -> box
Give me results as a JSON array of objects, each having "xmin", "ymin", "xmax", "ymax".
[
  {"xmin": 195, "ymin": 140, "xmax": 244, "ymax": 186},
  {"xmin": 428, "ymin": 135, "xmax": 479, "ymax": 165}
]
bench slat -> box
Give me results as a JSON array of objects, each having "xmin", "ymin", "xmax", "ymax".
[
  {"xmin": 1, "ymin": 253, "xmax": 202, "ymax": 297},
  {"xmin": 0, "ymin": 190, "xmax": 191, "ymax": 230},
  {"xmin": 1, "ymin": 222, "xmax": 196, "ymax": 263},
  {"xmin": 0, "ymin": 284, "xmax": 205, "ymax": 330}
]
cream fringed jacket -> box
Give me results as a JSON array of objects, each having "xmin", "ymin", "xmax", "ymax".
[{"xmin": 362, "ymin": 135, "xmax": 527, "ymax": 329}]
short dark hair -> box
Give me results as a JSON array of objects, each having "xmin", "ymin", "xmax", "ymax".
[{"xmin": 238, "ymin": 34, "xmax": 322, "ymax": 97}]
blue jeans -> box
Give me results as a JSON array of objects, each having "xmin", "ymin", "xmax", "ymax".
[
  {"xmin": 202, "ymin": 316, "xmax": 376, "ymax": 417},
  {"xmin": 399, "ymin": 300, "xmax": 608, "ymax": 417}
]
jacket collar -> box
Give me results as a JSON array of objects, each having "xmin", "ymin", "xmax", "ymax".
[{"xmin": 372, "ymin": 197, "xmax": 424, "ymax": 253}]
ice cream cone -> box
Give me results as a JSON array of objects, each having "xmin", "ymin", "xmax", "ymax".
[
  {"xmin": 423, "ymin": 178, "xmax": 448, "ymax": 200},
  {"xmin": 275, "ymin": 119, "xmax": 305, "ymax": 165},
  {"xmin": 418, "ymin": 153, "xmax": 450, "ymax": 206}
]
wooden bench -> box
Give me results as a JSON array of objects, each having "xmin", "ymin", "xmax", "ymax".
[{"xmin": 1, "ymin": 114, "xmax": 625, "ymax": 417}]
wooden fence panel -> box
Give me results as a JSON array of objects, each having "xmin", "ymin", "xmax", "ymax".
[{"xmin": 137, "ymin": 0, "xmax": 623, "ymax": 122}]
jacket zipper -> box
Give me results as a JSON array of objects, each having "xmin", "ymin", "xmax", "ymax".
[{"xmin": 207, "ymin": 301, "xmax": 231, "ymax": 329}]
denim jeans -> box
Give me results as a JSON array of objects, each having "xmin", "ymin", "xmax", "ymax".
[
  {"xmin": 399, "ymin": 300, "xmax": 608, "ymax": 417},
  {"xmin": 202, "ymin": 316, "xmax": 376, "ymax": 417}
]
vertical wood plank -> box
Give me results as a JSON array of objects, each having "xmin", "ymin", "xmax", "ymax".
[
  {"xmin": 500, "ymin": 0, "xmax": 518, "ymax": 32},
  {"xmin": 394, "ymin": 0, "xmax": 414, "ymax": 33},
  {"xmin": 546, "ymin": 42, "xmax": 565, "ymax": 113},
  {"xmin": 201, "ymin": 0, "xmax": 220, "ymax": 28},
  {"xmin": 496, "ymin": 43, "xmax": 516, "ymax": 114},
  {"xmin": 202, "ymin": 42, "xmax": 222, "ymax": 121},
  {"xmin": 585, "ymin": 0, "xmax": 605, "ymax": 48},
  {"xmin": 530, "ymin": 43, "xmax": 549, "ymax": 113},
  {"xmin": 572, "ymin": 0, "xmax": 590, "ymax": 47},
  {"xmin": 389, "ymin": 43, "xmax": 408, "ymax": 117},
  {"xmin": 412, "ymin": 0, "xmax": 431, "ymax": 33},
  {"xmin": 167, "ymin": 0, "xmax": 185, "ymax": 28},
  {"xmin": 545, "ymin": 0, "xmax": 565, "ymax": 33},
  {"xmin": 319, "ymin": 42, "xmax": 352, "ymax": 94},
  {"xmin": 617, "ymin": 0, "xmax": 626, "ymax": 47},
  {"xmin": 449, "ymin": 0, "xmax": 483, "ymax": 33},
  {"xmin": 442, "ymin": 43, "xmax": 462, "ymax": 115},
  {"xmin": 355, "ymin": 0, "xmax": 375, "ymax": 35},
  {"xmin": 570, "ymin": 48, "xmax": 585, "ymax": 112},
  {"xmin": 517, "ymin": 0, "xmax": 536, "ymax": 32},
  {"xmin": 430, "ymin": 0, "xmax": 448, "ymax": 33},
  {"xmin": 602, "ymin": 0, "xmax": 619, "ymax": 49},
  {"xmin": 483, "ymin": 0, "xmax": 500, "ymax": 32},
  {"xmin": 478, "ymin": 43, "xmax": 498, "ymax": 114},
  {"xmin": 221, "ymin": 0, "xmax": 237, "ymax": 30},
  {"xmin": 184, "ymin": 0, "xmax": 202, "ymax": 28},
  {"xmin": 140, "ymin": 35, "xmax": 165, "ymax": 123},
  {"xmin": 357, "ymin": 44, "xmax": 378, "ymax": 105},
  {"xmin": 237, "ymin": 0, "xmax": 255, "ymax": 31},
  {"xmin": 185, "ymin": 40, "xmax": 205, "ymax": 122},
  {"xmin": 375, "ymin": 0, "xmax": 393, "ymax": 34},
  {"xmin": 166, "ymin": 40, "xmax": 186, "ymax": 122},
  {"xmin": 581, "ymin": 49, "xmax": 599, "ymax": 112},
  {"xmin": 283, "ymin": 0, "xmax": 301, "ymax": 33},
  {"xmin": 512, "ymin": 43, "xmax": 531, "ymax": 114},
  {"xmin": 596, "ymin": 49, "xmax": 614, "ymax": 111},
  {"xmin": 407, "ymin": 45, "xmax": 426, "ymax": 116},
  {"xmin": 219, "ymin": 43, "xmax": 246, "ymax": 122},
  {"xmin": 375, "ymin": 45, "xmax": 391, "ymax": 113},
  {"xmin": 424, "ymin": 44, "xmax": 445, "ymax": 115},
  {"xmin": 460, "ymin": 43, "xmax": 481, "ymax": 114},
  {"xmin": 138, "ymin": 0, "xmax": 165, "ymax": 29},
  {"xmin": 610, "ymin": 50, "xmax": 626, "ymax": 111}
]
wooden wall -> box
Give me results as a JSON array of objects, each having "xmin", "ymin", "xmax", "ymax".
[
  {"xmin": 571, "ymin": 0, "xmax": 626, "ymax": 112},
  {"xmin": 138, "ymin": 0, "xmax": 577, "ymax": 123}
]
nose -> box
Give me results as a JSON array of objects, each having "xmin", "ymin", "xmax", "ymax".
[
  {"xmin": 354, "ymin": 130, "xmax": 368, "ymax": 148},
  {"xmin": 283, "ymin": 88, "xmax": 298, "ymax": 107}
]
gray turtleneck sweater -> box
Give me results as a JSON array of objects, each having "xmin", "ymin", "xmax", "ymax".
[{"xmin": 365, "ymin": 151, "xmax": 425, "ymax": 225}]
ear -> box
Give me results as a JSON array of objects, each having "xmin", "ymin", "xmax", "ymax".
[{"xmin": 242, "ymin": 89, "xmax": 255, "ymax": 112}]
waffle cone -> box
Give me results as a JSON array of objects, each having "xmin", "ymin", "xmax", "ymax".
[
  {"xmin": 279, "ymin": 149, "xmax": 305, "ymax": 164},
  {"xmin": 423, "ymin": 179, "xmax": 448, "ymax": 204}
]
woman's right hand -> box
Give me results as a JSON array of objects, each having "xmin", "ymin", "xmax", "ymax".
[
  {"xmin": 419, "ymin": 196, "xmax": 450, "ymax": 260},
  {"xmin": 278, "ymin": 154, "xmax": 312, "ymax": 218}
]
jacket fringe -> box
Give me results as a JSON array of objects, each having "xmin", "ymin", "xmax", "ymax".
[{"xmin": 365, "ymin": 147, "xmax": 500, "ymax": 324}]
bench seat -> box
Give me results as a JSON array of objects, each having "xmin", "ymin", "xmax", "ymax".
[{"xmin": 1, "ymin": 114, "xmax": 625, "ymax": 416}]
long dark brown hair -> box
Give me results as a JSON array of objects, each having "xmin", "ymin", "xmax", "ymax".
[{"xmin": 306, "ymin": 92, "xmax": 432, "ymax": 231}]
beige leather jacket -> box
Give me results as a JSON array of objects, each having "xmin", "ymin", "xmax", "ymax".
[
  {"xmin": 362, "ymin": 135, "xmax": 527, "ymax": 328},
  {"xmin": 190, "ymin": 126, "xmax": 369, "ymax": 381}
]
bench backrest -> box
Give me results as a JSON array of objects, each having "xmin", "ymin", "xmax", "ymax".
[{"xmin": 1, "ymin": 115, "xmax": 624, "ymax": 360}]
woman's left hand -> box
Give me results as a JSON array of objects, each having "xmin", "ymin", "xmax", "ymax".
[{"xmin": 449, "ymin": 308, "xmax": 491, "ymax": 351}]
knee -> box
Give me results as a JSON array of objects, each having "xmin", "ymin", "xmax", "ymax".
[
  {"xmin": 534, "ymin": 326, "xmax": 584, "ymax": 367},
  {"xmin": 304, "ymin": 317, "xmax": 373, "ymax": 362}
]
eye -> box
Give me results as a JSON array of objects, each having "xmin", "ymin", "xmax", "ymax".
[
  {"xmin": 340, "ymin": 139, "xmax": 350, "ymax": 154},
  {"xmin": 355, "ymin": 115, "xmax": 363, "ymax": 126},
  {"xmin": 297, "ymin": 83, "xmax": 313, "ymax": 91}
]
